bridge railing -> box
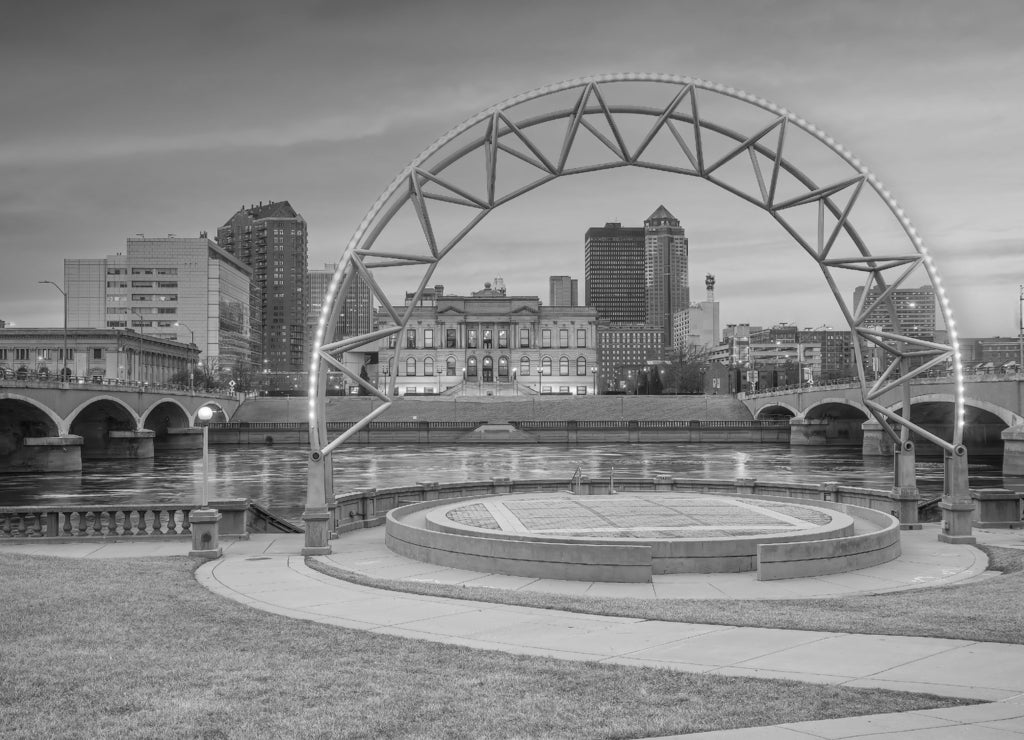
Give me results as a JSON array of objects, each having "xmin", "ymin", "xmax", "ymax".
[
  {"xmin": 0, "ymin": 373, "xmax": 238, "ymax": 399},
  {"xmin": 0, "ymin": 505, "xmax": 199, "ymax": 539}
]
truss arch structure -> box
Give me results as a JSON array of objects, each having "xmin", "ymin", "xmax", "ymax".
[{"xmin": 305, "ymin": 73, "xmax": 965, "ymax": 524}]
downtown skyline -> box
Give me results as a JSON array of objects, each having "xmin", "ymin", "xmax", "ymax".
[{"xmin": 2, "ymin": 0, "xmax": 1022, "ymax": 339}]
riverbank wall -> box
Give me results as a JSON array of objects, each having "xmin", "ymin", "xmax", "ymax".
[
  {"xmin": 208, "ymin": 419, "xmax": 790, "ymax": 446},
  {"xmin": 213, "ymin": 395, "xmax": 783, "ymax": 445}
]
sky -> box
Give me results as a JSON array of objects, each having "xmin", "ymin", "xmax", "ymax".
[{"xmin": 1, "ymin": 0, "xmax": 1021, "ymax": 338}]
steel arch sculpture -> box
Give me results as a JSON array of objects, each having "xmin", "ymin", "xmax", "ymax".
[{"xmin": 302, "ymin": 73, "xmax": 968, "ymax": 552}]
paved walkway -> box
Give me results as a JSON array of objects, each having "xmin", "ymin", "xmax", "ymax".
[{"xmin": 4, "ymin": 523, "xmax": 1024, "ymax": 739}]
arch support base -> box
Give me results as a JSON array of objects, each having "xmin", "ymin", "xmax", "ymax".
[
  {"xmin": 892, "ymin": 441, "xmax": 921, "ymax": 529},
  {"xmin": 302, "ymin": 450, "xmax": 332, "ymax": 555},
  {"xmin": 1001, "ymin": 424, "xmax": 1024, "ymax": 476},
  {"xmin": 1, "ymin": 435, "xmax": 83, "ymax": 473},
  {"xmin": 861, "ymin": 420, "xmax": 889, "ymax": 457},
  {"xmin": 789, "ymin": 418, "xmax": 829, "ymax": 446},
  {"xmin": 938, "ymin": 446, "xmax": 975, "ymax": 545}
]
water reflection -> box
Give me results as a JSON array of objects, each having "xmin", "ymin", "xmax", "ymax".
[{"xmin": 0, "ymin": 443, "xmax": 1009, "ymax": 525}]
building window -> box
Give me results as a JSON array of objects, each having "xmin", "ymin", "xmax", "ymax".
[
  {"xmin": 467, "ymin": 356, "xmax": 478, "ymax": 377},
  {"xmin": 482, "ymin": 355, "xmax": 494, "ymax": 382},
  {"xmin": 446, "ymin": 329, "xmax": 457, "ymax": 348},
  {"xmin": 0, "ymin": 349, "xmax": 6, "ymax": 361},
  {"xmin": 406, "ymin": 357, "xmax": 416, "ymax": 376},
  {"xmin": 498, "ymin": 356, "xmax": 509, "ymax": 378},
  {"xmin": 541, "ymin": 356, "xmax": 552, "ymax": 374},
  {"xmin": 15, "ymin": 348, "xmax": 29, "ymax": 361},
  {"xmin": 577, "ymin": 386, "xmax": 588, "ymax": 395},
  {"xmin": 424, "ymin": 357, "xmax": 434, "ymax": 376},
  {"xmin": 559, "ymin": 329, "xmax": 569, "ymax": 348},
  {"xmin": 406, "ymin": 329, "xmax": 416, "ymax": 349},
  {"xmin": 576, "ymin": 357, "xmax": 587, "ymax": 375},
  {"xmin": 92, "ymin": 348, "xmax": 103, "ymax": 360},
  {"xmin": 559, "ymin": 386, "xmax": 570, "ymax": 394},
  {"xmin": 468, "ymin": 329, "xmax": 478, "ymax": 349},
  {"xmin": 446, "ymin": 356, "xmax": 456, "ymax": 376},
  {"xmin": 541, "ymin": 329, "xmax": 551, "ymax": 348},
  {"xmin": 559, "ymin": 356, "xmax": 569, "ymax": 375},
  {"xmin": 577, "ymin": 329, "xmax": 587, "ymax": 348},
  {"xmin": 424, "ymin": 329, "xmax": 434, "ymax": 349},
  {"xmin": 498, "ymin": 329, "xmax": 508, "ymax": 349},
  {"xmin": 519, "ymin": 328, "xmax": 530, "ymax": 348},
  {"xmin": 37, "ymin": 349, "xmax": 51, "ymax": 361},
  {"xmin": 483, "ymin": 329, "xmax": 492, "ymax": 349},
  {"xmin": 388, "ymin": 334, "xmax": 396, "ymax": 349},
  {"xmin": 520, "ymin": 356, "xmax": 530, "ymax": 376}
]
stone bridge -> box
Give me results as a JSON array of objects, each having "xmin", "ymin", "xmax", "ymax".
[
  {"xmin": 740, "ymin": 374, "xmax": 1024, "ymax": 471},
  {"xmin": 0, "ymin": 379, "xmax": 241, "ymax": 472}
]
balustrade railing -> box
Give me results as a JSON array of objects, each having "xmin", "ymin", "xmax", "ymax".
[{"xmin": 0, "ymin": 505, "xmax": 197, "ymax": 539}]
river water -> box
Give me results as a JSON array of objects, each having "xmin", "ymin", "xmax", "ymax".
[{"xmin": 0, "ymin": 443, "xmax": 1013, "ymax": 524}]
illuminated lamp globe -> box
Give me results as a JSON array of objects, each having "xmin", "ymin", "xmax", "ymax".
[{"xmin": 197, "ymin": 406, "xmax": 214, "ymax": 422}]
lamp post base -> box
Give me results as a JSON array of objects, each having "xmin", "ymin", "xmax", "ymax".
[{"xmin": 189, "ymin": 508, "xmax": 223, "ymax": 559}]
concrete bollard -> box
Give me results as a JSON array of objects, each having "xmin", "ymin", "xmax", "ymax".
[{"xmin": 189, "ymin": 508, "xmax": 222, "ymax": 559}]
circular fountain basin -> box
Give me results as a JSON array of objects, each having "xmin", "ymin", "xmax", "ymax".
[{"xmin": 385, "ymin": 491, "xmax": 899, "ymax": 582}]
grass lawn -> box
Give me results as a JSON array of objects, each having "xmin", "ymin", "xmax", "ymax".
[
  {"xmin": 310, "ymin": 545, "xmax": 1024, "ymax": 646},
  {"xmin": 0, "ymin": 552, "xmax": 973, "ymax": 740}
]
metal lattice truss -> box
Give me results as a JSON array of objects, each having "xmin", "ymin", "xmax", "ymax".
[{"xmin": 308, "ymin": 73, "xmax": 964, "ymax": 485}]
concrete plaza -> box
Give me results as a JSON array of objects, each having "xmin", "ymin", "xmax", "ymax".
[{"xmin": 3, "ymin": 524, "xmax": 1024, "ymax": 738}]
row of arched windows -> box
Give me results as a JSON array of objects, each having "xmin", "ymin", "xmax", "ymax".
[{"xmin": 396, "ymin": 355, "xmax": 590, "ymax": 377}]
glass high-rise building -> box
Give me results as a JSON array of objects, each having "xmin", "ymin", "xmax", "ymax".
[
  {"xmin": 643, "ymin": 205, "xmax": 689, "ymax": 348},
  {"xmin": 217, "ymin": 201, "xmax": 308, "ymax": 372},
  {"xmin": 584, "ymin": 222, "xmax": 646, "ymax": 324},
  {"xmin": 64, "ymin": 235, "xmax": 253, "ymax": 371},
  {"xmin": 305, "ymin": 263, "xmax": 373, "ymax": 360}
]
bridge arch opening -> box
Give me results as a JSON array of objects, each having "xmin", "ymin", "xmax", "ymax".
[
  {"xmin": 904, "ymin": 401, "xmax": 1007, "ymax": 458},
  {"xmin": 0, "ymin": 397, "xmax": 63, "ymax": 471},
  {"xmin": 804, "ymin": 401, "xmax": 869, "ymax": 445},
  {"xmin": 68, "ymin": 398, "xmax": 142, "ymax": 461},
  {"xmin": 304, "ymin": 73, "xmax": 967, "ymax": 547},
  {"xmin": 142, "ymin": 400, "xmax": 191, "ymax": 443},
  {"xmin": 755, "ymin": 404, "xmax": 796, "ymax": 421}
]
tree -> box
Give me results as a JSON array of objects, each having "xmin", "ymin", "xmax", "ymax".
[{"xmin": 660, "ymin": 346, "xmax": 709, "ymax": 394}]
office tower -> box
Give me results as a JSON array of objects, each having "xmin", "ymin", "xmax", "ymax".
[
  {"xmin": 584, "ymin": 222, "xmax": 646, "ymax": 324},
  {"xmin": 852, "ymin": 284, "xmax": 938, "ymax": 342},
  {"xmin": 217, "ymin": 201, "xmax": 308, "ymax": 371},
  {"xmin": 644, "ymin": 205, "xmax": 689, "ymax": 348},
  {"xmin": 685, "ymin": 273, "xmax": 720, "ymax": 351},
  {"xmin": 549, "ymin": 275, "xmax": 579, "ymax": 307},
  {"xmin": 306, "ymin": 263, "xmax": 373, "ymax": 357},
  {"xmin": 64, "ymin": 235, "xmax": 253, "ymax": 371}
]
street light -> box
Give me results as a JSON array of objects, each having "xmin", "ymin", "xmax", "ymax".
[
  {"xmin": 196, "ymin": 405, "xmax": 214, "ymax": 508},
  {"xmin": 175, "ymin": 321, "xmax": 196, "ymax": 391},
  {"xmin": 38, "ymin": 281, "xmax": 68, "ymax": 381},
  {"xmin": 131, "ymin": 310, "xmax": 146, "ymax": 385}
]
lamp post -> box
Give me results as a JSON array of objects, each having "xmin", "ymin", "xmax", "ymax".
[
  {"xmin": 174, "ymin": 321, "xmax": 195, "ymax": 391},
  {"xmin": 190, "ymin": 404, "xmax": 222, "ymax": 560},
  {"xmin": 131, "ymin": 310, "xmax": 146, "ymax": 385},
  {"xmin": 197, "ymin": 405, "xmax": 213, "ymax": 508},
  {"xmin": 1018, "ymin": 285, "xmax": 1023, "ymax": 372},
  {"xmin": 39, "ymin": 281, "xmax": 68, "ymax": 381}
]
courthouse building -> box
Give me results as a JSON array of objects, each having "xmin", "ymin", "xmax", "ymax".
[{"xmin": 377, "ymin": 282, "xmax": 599, "ymax": 396}]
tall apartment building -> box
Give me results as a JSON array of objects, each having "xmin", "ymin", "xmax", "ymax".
[
  {"xmin": 64, "ymin": 235, "xmax": 254, "ymax": 371},
  {"xmin": 217, "ymin": 201, "xmax": 308, "ymax": 371},
  {"xmin": 305, "ymin": 263, "xmax": 373, "ymax": 359},
  {"xmin": 548, "ymin": 275, "xmax": 579, "ymax": 307}
]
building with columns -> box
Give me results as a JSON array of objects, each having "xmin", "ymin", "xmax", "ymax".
[
  {"xmin": 0, "ymin": 327, "xmax": 198, "ymax": 386},
  {"xmin": 377, "ymin": 282, "xmax": 599, "ymax": 396}
]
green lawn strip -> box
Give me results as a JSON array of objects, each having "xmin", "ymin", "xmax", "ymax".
[
  {"xmin": 308, "ymin": 545, "xmax": 1024, "ymax": 645},
  {"xmin": 0, "ymin": 553, "xmax": 970, "ymax": 740}
]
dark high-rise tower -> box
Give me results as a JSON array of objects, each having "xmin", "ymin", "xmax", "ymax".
[
  {"xmin": 217, "ymin": 201, "xmax": 308, "ymax": 372},
  {"xmin": 584, "ymin": 222, "xmax": 646, "ymax": 324},
  {"xmin": 643, "ymin": 205, "xmax": 689, "ymax": 347}
]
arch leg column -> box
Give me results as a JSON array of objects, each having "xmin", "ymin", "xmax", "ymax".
[
  {"xmin": 861, "ymin": 420, "xmax": 889, "ymax": 456},
  {"xmin": 892, "ymin": 441, "xmax": 921, "ymax": 529},
  {"xmin": 302, "ymin": 450, "xmax": 332, "ymax": 555},
  {"xmin": 938, "ymin": 445, "xmax": 975, "ymax": 544},
  {"xmin": 1001, "ymin": 424, "xmax": 1024, "ymax": 476}
]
